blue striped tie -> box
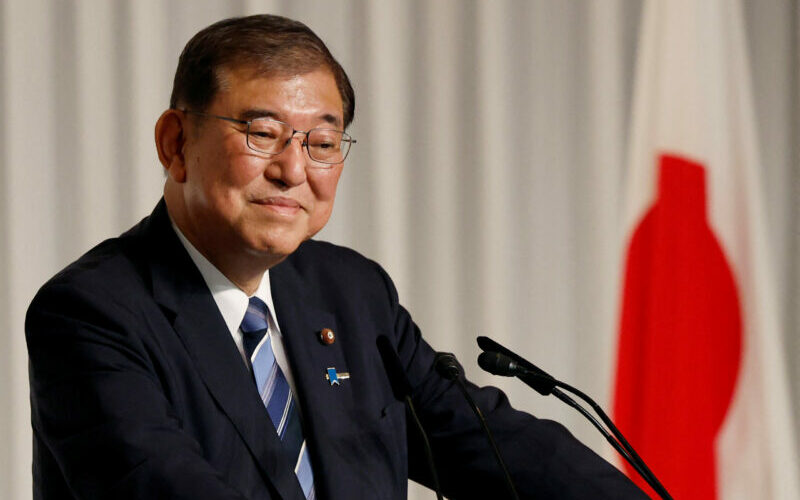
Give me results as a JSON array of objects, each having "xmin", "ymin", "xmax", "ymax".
[{"xmin": 241, "ymin": 297, "xmax": 315, "ymax": 499}]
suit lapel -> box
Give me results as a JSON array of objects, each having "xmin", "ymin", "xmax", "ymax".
[
  {"xmin": 270, "ymin": 256, "xmax": 358, "ymax": 498},
  {"xmin": 144, "ymin": 201, "xmax": 304, "ymax": 500}
]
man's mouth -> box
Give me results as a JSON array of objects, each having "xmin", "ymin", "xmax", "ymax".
[{"xmin": 253, "ymin": 196, "xmax": 302, "ymax": 215}]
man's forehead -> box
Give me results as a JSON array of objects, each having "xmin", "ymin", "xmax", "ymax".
[{"xmin": 215, "ymin": 65, "xmax": 344, "ymax": 126}]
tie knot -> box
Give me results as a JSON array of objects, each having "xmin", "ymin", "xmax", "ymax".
[
  {"xmin": 241, "ymin": 297, "xmax": 270, "ymax": 360},
  {"xmin": 241, "ymin": 296, "xmax": 270, "ymax": 335}
]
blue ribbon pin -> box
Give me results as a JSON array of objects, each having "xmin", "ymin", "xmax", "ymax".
[
  {"xmin": 326, "ymin": 367, "xmax": 350, "ymax": 386},
  {"xmin": 327, "ymin": 367, "xmax": 340, "ymax": 385}
]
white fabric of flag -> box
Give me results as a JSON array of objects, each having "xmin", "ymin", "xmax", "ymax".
[{"xmin": 616, "ymin": 0, "xmax": 800, "ymax": 498}]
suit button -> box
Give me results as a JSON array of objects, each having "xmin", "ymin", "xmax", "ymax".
[{"xmin": 320, "ymin": 328, "xmax": 335, "ymax": 345}]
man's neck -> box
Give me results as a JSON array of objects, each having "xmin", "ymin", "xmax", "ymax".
[{"xmin": 166, "ymin": 203, "xmax": 283, "ymax": 296}]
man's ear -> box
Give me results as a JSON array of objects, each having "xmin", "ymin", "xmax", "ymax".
[{"xmin": 155, "ymin": 109, "xmax": 188, "ymax": 183}]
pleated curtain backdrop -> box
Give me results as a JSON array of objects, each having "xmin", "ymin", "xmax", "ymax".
[{"xmin": 2, "ymin": 1, "xmax": 798, "ymax": 499}]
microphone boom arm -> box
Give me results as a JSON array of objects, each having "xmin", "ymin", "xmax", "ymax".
[{"xmin": 478, "ymin": 337, "xmax": 672, "ymax": 500}]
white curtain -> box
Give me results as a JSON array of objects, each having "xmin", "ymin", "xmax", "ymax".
[{"xmin": 1, "ymin": 1, "xmax": 797, "ymax": 499}]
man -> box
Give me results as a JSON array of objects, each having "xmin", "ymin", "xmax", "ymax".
[{"xmin": 26, "ymin": 15, "xmax": 646, "ymax": 499}]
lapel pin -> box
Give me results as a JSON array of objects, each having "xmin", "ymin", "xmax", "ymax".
[
  {"xmin": 319, "ymin": 328, "xmax": 336, "ymax": 345},
  {"xmin": 325, "ymin": 367, "xmax": 350, "ymax": 386}
]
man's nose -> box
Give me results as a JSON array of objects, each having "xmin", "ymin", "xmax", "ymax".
[{"xmin": 268, "ymin": 134, "xmax": 308, "ymax": 186}]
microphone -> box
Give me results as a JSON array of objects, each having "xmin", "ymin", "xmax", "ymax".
[
  {"xmin": 478, "ymin": 350, "xmax": 559, "ymax": 397},
  {"xmin": 478, "ymin": 352, "xmax": 527, "ymax": 377},
  {"xmin": 432, "ymin": 352, "xmax": 460, "ymax": 380},
  {"xmin": 477, "ymin": 336, "xmax": 556, "ymax": 395},
  {"xmin": 376, "ymin": 336, "xmax": 443, "ymax": 500},
  {"xmin": 476, "ymin": 338, "xmax": 672, "ymax": 500},
  {"xmin": 433, "ymin": 353, "xmax": 520, "ymax": 500},
  {"xmin": 477, "ymin": 350, "xmax": 524, "ymax": 375}
]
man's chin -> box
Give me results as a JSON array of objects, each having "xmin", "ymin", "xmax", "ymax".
[{"xmin": 243, "ymin": 235, "xmax": 304, "ymax": 261}]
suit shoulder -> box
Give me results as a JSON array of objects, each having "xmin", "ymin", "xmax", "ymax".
[
  {"xmin": 291, "ymin": 239, "xmax": 383, "ymax": 274},
  {"xmin": 29, "ymin": 228, "xmax": 149, "ymax": 320},
  {"xmin": 284, "ymin": 239, "xmax": 396, "ymax": 296}
]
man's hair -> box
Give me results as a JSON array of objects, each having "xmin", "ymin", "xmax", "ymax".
[{"xmin": 169, "ymin": 14, "xmax": 355, "ymax": 128}]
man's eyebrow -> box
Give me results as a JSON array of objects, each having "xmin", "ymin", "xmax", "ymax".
[
  {"xmin": 319, "ymin": 113, "xmax": 343, "ymax": 129},
  {"xmin": 238, "ymin": 109, "xmax": 279, "ymax": 121},
  {"xmin": 238, "ymin": 109, "xmax": 343, "ymax": 129}
]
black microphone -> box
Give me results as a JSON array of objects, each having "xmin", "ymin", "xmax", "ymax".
[
  {"xmin": 376, "ymin": 336, "xmax": 443, "ymax": 500},
  {"xmin": 477, "ymin": 350, "xmax": 524, "ymax": 375},
  {"xmin": 478, "ymin": 350, "xmax": 559, "ymax": 397},
  {"xmin": 433, "ymin": 353, "xmax": 520, "ymax": 500},
  {"xmin": 477, "ymin": 336, "xmax": 556, "ymax": 395},
  {"xmin": 477, "ymin": 339, "xmax": 672, "ymax": 500}
]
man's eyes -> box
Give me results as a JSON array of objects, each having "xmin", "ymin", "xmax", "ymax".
[
  {"xmin": 310, "ymin": 139, "xmax": 336, "ymax": 148},
  {"xmin": 250, "ymin": 130, "xmax": 281, "ymax": 140}
]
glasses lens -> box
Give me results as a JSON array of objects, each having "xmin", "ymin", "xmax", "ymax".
[
  {"xmin": 247, "ymin": 119, "xmax": 292, "ymax": 154},
  {"xmin": 246, "ymin": 119, "xmax": 352, "ymax": 164},
  {"xmin": 307, "ymin": 129, "xmax": 350, "ymax": 164}
]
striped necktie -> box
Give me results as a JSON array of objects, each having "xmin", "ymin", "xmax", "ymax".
[{"xmin": 241, "ymin": 297, "xmax": 315, "ymax": 499}]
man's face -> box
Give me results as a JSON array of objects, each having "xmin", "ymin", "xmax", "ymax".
[{"xmin": 177, "ymin": 66, "xmax": 345, "ymax": 264}]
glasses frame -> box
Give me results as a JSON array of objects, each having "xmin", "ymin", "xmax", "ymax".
[{"xmin": 181, "ymin": 109, "xmax": 356, "ymax": 166}]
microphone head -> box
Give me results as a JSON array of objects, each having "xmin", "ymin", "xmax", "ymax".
[
  {"xmin": 376, "ymin": 335, "xmax": 413, "ymax": 400},
  {"xmin": 477, "ymin": 336, "xmax": 528, "ymax": 373},
  {"xmin": 434, "ymin": 352, "xmax": 461, "ymax": 381},
  {"xmin": 477, "ymin": 336, "xmax": 503, "ymax": 354},
  {"xmin": 477, "ymin": 335, "xmax": 550, "ymax": 379},
  {"xmin": 479, "ymin": 351, "xmax": 556, "ymax": 396},
  {"xmin": 477, "ymin": 351, "xmax": 517, "ymax": 376}
]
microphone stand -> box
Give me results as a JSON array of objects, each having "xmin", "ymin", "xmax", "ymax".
[
  {"xmin": 547, "ymin": 376, "xmax": 665, "ymax": 498},
  {"xmin": 518, "ymin": 373, "xmax": 665, "ymax": 498},
  {"xmin": 376, "ymin": 336, "xmax": 444, "ymax": 500},
  {"xmin": 478, "ymin": 337, "xmax": 672, "ymax": 500},
  {"xmin": 434, "ymin": 353, "xmax": 520, "ymax": 500}
]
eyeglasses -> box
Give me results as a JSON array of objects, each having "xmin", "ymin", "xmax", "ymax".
[{"xmin": 181, "ymin": 109, "xmax": 356, "ymax": 166}]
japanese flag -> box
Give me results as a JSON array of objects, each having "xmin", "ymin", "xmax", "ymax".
[{"xmin": 613, "ymin": 1, "xmax": 800, "ymax": 498}]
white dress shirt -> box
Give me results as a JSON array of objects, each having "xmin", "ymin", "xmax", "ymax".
[{"xmin": 170, "ymin": 220, "xmax": 299, "ymax": 396}]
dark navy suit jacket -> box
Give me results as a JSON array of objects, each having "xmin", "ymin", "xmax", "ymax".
[{"xmin": 26, "ymin": 200, "xmax": 646, "ymax": 499}]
